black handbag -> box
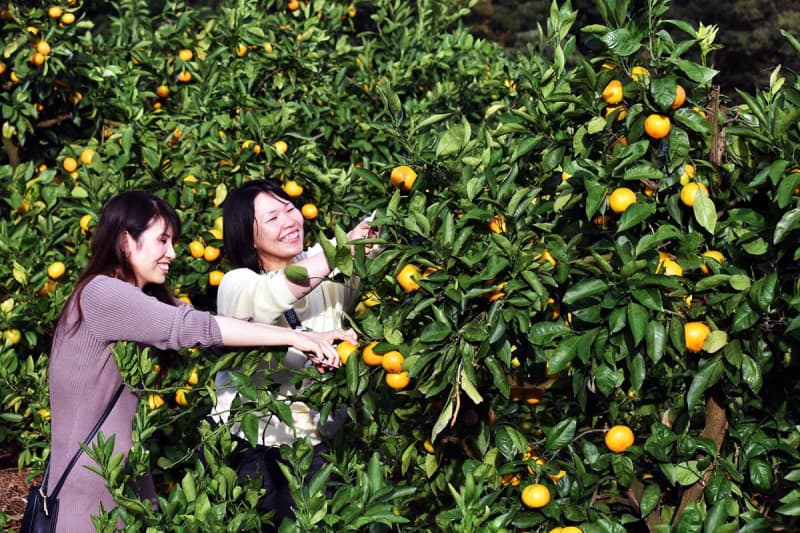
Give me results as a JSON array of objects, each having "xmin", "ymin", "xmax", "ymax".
[{"xmin": 21, "ymin": 384, "xmax": 124, "ymax": 533}]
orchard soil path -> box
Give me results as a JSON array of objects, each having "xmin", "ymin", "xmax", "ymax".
[{"xmin": 0, "ymin": 444, "xmax": 41, "ymax": 532}]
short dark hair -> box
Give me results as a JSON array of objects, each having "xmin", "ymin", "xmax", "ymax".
[{"xmin": 223, "ymin": 179, "xmax": 294, "ymax": 272}]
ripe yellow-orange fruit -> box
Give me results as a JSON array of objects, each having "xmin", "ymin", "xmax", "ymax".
[
  {"xmin": 203, "ymin": 245, "xmax": 220, "ymax": 262},
  {"xmin": 608, "ymin": 187, "xmax": 636, "ymax": 214},
  {"xmin": 336, "ymin": 341, "xmax": 358, "ymax": 365},
  {"xmin": 540, "ymin": 249, "xmax": 557, "ymax": 267},
  {"xmin": 631, "ymin": 66, "xmax": 650, "ymax": 82},
  {"xmin": 684, "ymin": 321, "xmax": 710, "ymax": 353},
  {"xmin": 601, "ymin": 79, "xmax": 623, "ymax": 104},
  {"xmin": 187, "ymin": 368, "xmax": 199, "ymax": 385},
  {"xmin": 282, "ymin": 180, "xmax": 303, "ymax": 198},
  {"xmin": 660, "ymin": 258, "xmax": 683, "ymax": 277},
  {"xmin": 188, "ymin": 241, "xmax": 205, "ymax": 259},
  {"xmin": 156, "ymin": 85, "xmax": 170, "ymax": 98},
  {"xmin": 385, "ymin": 371, "xmax": 410, "ymax": 390},
  {"xmin": 396, "ymin": 264, "xmax": 422, "ymax": 293},
  {"xmin": 235, "ymin": 43, "xmax": 248, "ymax": 57},
  {"xmin": 679, "ymin": 163, "xmax": 696, "ymax": 186},
  {"xmin": 700, "ymin": 250, "xmax": 724, "ymax": 275},
  {"xmin": 208, "ymin": 270, "xmax": 224, "ymax": 287},
  {"xmin": 288, "ymin": 0, "xmax": 300, "ymax": 10},
  {"xmin": 362, "ymin": 341, "xmax": 384, "ymax": 366},
  {"xmin": 3, "ymin": 328, "xmax": 21, "ymax": 345},
  {"xmin": 644, "ymin": 114, "xmax": 671, "ymax": 139},
  {"xmin": 79, "ymin": 213, "xmax": 94, "ymax": 232},
  {"xmin": 273, "ymin": 140, "xmax": 288, "ymax": 154},
  {"xmin": 177, "ymin": 70, "xmax": 192, "ymax": 83},
  {"xmin": 549, "ymin": 469, "xmax": 567, "ymax": 482},
  {"xmin": 680, "ymin": 182, "xmax": 709, "ymax": 207},
  {"xmin": 48, "ymin": 261, "xmax": 66, "ymax": 280},
  {"xmin": 62, "ymin": 157, "xmax": 78, "ymax": 173},
  {"xmin": 604, "ymin": 105, "xmax": 627, "ymax": 121},
  {"xmin": 301, "ymin": 203, "xmax": 318, "ymax": 220},
  {"xmin": 48, "ymin": 6, "xmax": 63, "ymax": 18},
  {"xmin": 390, "ymin": 165, "xmax": 417, "ymax": 191},
  {"xmin": 381, "ymin": 350, "xmax": 405, "ymax": 373},
  {"xmin": 175, "ymin": 386, "xmax": 190, "ymax": 407},
  {"xmin": 178, "ymin": 48, "xmax": 193, "ymax": 62},
  {"xmin": 60, "ymin": 12, "xmax": 75, "ymax": 25},
  {"xmin": 30, "ymin": 52, "xmax": 46, "ymax": 66},
  {"xmin": 671, "ymin": 84, "xmax": 687, "ymax": 109},
  {"xmin": 488, "ymin": 215, "xmax": 506, "ymax": 234},
  {"xmin": 521, "ymin": 483, "xmax": 551, "ymax": 508},
  {"xmin": 80, "ymin": 148, "xmax": 96, "ymax": 165},
  {"xmin": 36, "ymin": 41, "xmax": 51, "ymax": 56},
  {"xmin": 423, "ymin": 439, "xmax": 435, "ymax": 453},
  {"xmin": 605, "ymin": 424, "xmax": 635, "ymax": 452},
  {"xmin": 146, "ymin": 393, "xmax": 165, "ymax": 411},
  {"xmin": 487, "ymin": 281, "xmax": 506, "ymax": 302}
]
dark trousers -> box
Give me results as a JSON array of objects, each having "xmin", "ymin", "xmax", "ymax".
[{"xmin": 230, "ymin": 437, "xmax": 327, "ymax": 532}]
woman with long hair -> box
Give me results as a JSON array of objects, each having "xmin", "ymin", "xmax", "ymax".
[{"xmin": 47, "ymin": 190, "xmax": 356, "ymax": 532}]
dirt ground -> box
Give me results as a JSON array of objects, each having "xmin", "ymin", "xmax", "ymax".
[{"xmin": 0, "ymin": 445, "xmax": 41, "ymax": 532}]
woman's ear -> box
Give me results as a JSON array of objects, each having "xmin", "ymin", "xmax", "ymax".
[{"xmin": 120, "ymin": 231, "xmax": 134, "ymax": 258}]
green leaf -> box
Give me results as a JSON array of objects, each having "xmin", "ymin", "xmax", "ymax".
[
  {"xmin": 640, "ymin": 483, "xmax": 661, "ymax": 517},
  {"xmin": 611, "ymin": 454, "xmax": 634, "ymax": 487},
  {"xmin": 693, "ymin": 192, "xmax": 716, "ymax": 233},
  {"xmin": 600, "ymin": 28, "xmax": 642, "ymax": 56},
  {"xmin": 740, "ymin": 354, "xmax": 762, "ymax": 393},
  {"xmin": 704, "ymin": 497, "xmax": 729, "ymax": 533},
  {"xmin": 562, "ymin": 278, "xmax": 608, "ymax": 304},
  {"xmin": 241, "ymin": 413, "xmax": 259, "ymax": 447},
  {"xmin": 459, "ymin": 367, "xmax": 483, "ymax": 405},
  {"xmin": 687, "ymin": 357, "xmax": 723, "ymax": 410},
  {"xmin": 646, "ymin": 321, "xmax": 666, "ymax": 364},
  {"xmin": 284, "ymin": 264, "xmax": 309, "ymax": 283},
  {"xmin": 626, "ymin": 302, "xmax": 648, "ymax": 346},
  {"xmin": 545, "ymin": 417, "xmax": 576, "ymax": 450},
  {"xmin": 618, "ymin": 201, "xmax": 657, "ymax": 232}
]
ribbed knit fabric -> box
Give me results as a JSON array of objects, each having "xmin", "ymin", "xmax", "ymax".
[{"xmin": 48, "ymin": 275, "xmax": 223, "ymax": 532}]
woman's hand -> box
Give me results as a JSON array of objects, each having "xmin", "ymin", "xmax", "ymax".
[
  {"xmin": 347, "ymin": 211, "xmax": 382, "ymax": 256},
  {"xmin": 292, "ymin": 328, "xmax": 358, "ymax": 372}
]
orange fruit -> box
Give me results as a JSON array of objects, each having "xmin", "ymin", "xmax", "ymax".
[
  {"xmin": 301, "ymin": 203, "xmax": 318, "ymax": 220},
  {"xmin": 396, "ymin": 264, "xmax": 422, "ymax": 293},
  {"xmin": 79, "ymin": 214, "xmax": 94, "ymax": 232},
  {"xmin": 156, "ymin": 85, "xmax": 170, "ymax": 98},
  {"xmin": 178, "ymin": 48, "xmax": 193, "ymax": 61},
  {"xmin": 608, "ymin": 187, "xmax": 636, "ymax": 214},
  {"xmin": 560, "ymin": 528, "xmax": 583, "ymax": 533},
  {"xmin": 60, "ymin": 12, "xmax": 75, "ymax": 25},
  {"xmin": 177, "ymin": 70, "xmax": 192, "ymax": 83},
  {"xmin": 524, "ymin": 388, "xmax": 544, "ymax": 405},
  {"xmin": 62, "ymin": 157, "xmax": 78, "ymax": 173},
  {"xmin": 601, "ymin": 79, "xmax": 623, "ymax": 104},
  {"xmin": 48, "ymin": 261, "xmax": 66, "ymax": 280},
  {"xmin": 381, "ymin": 350, "xmax": 405, "ymax": 373},
  {"xmin": 48, "ymin": 6, "xmax": 63, "ymax": 18},
  {"xmin": 288, "ymin": 0, "xmax": 300, "ymax": 10},
  {"xmin": 671, "ymin": 84, "xmax": 686, "ymax": 109},
  {"xmin": 235, "ymin": 43, "xmax": 248, "ymax": 57},
  {"xmin": 186, "ymin": 368, "xmax": 199, "ymax": 385},
  {"xmin": 700, "ymin": 250, "xmax": 724, "ymax": 275},
  {"xmin": 487, "ymin": 281, "xmax": 506, "ymax": 302},
  {"xmin": 680, "ymin": 182, "xmax": 709, "ymax": 207},
  {"xmin": 684, "ymin": 321, "xmax": 710, "ymax": 353},
  {"xmin": 385, "ymin": 371, "xmax": 410, "ymax": 390},
  {"xmin": 362, "ymin": 341, "xmax": 384, "ymax": 366},
  {"xmin": 208, "ymin": 270, "xmax": 224, "ymax": 286},
  {"xmin": 188, "ymin": 240, "xmax": 205, "ymax": 258},
  {"xmin": 679, "ymin": 163, "xmax": 696, "ymax": 186},
  {"xmin": 282, "ymin": 180, "xmax": 304, "ymax": 198},
  {"xmin": 273, "ymin": 140, "xmax": 288, "ymax": 154},
  {"xmin": 549, "ymin": 469, "xmax": 567, "ymax": 482},
  {"xmin": 3, "ymin": 328, "xmax": 21, "ymax": 345},
  {"xmin": 521, "ymin": 483, "xmax": 551, "ymax": 508},
  {"xmin": 423, "ymin": 439, "xmax": 435, "ymax": 454},
  {"xmin": 604, "ymin": 105, "xmax": 627, "ymax": 121},
  {"xmin": 203, "ymin": 245, "xmax": 221, "ymax": 262},
  {"xmin": 175, "ymin": 386, "xmax": 190, "ymax": 407},
  {"xmin": 336, "ymin": 341, "xmax": 358, "ymax": 364},
  {"xmin": 36, "ymin": 41, "xmax": 51, "ymax": 56},
  {"xmin": 605, "ymin": 424, "xmax": 635, "ymax": 452},
  {"xmin": 146, "ymin": 393, "xmax": 165, "ymax": 411},
  {"xmin": 390, "ymin": 165, "xmax": 417, "ymax": 191},
  {"xmin": 80, "ymin": 148, "xmax": 96, "ymax": 165},
  {"xmin": 540, "ymin": 249, "xmax": 557, "ymax": 267},
  {"xmin": 644, "ymin": 114, "xmax": 671, "ymax": 139},
  {"xmin": 30, "ymin": 52, "xmax": 46, "ymax": 66},
  {"xmin": 631, "ymin": 66, "xmax": 650, "ymax": 82},
  {"xmin": 488, "ymin": 215, "xmax": 507, "ymax": 234}
]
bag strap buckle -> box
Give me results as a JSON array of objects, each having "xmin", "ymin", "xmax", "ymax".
[{"xmin": 38, "ymin": 486, "xmax": 50, "ymax": 516}]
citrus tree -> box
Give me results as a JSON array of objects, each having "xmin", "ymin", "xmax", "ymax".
[{"xmin": 2, "ymin": 0, "xmax": 800, "ymax": 531}]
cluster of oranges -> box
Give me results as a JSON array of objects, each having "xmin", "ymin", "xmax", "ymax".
[{"xmin": 344, "ymin": 340, "xmax": 410, "ymax": 391}]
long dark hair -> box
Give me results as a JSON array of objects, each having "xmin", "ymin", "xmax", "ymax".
[
  {"xmin": 223, "ymin": 179, "xmax": 294, "ymax": 272},
  {"xmin": 57, "ymin": 190, "xmax": 182, "ymax": 333}
]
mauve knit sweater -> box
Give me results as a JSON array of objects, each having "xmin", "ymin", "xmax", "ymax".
[{"xmin": 48, "ymin": 275, "xmax": 223, "ymax": 532}]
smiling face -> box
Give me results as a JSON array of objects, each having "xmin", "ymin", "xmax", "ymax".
[
  {"xmin": 252, "ymin": 192, "xmax": 304, "ymax": 271},
  {"xmin": 124, "ymin": 217, "xmax": 176, "ymax": 288}
]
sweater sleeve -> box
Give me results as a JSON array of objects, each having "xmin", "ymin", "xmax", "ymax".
[
  {"xmin": 217, "ymin": 268, "xmax": 296, "ymax": 323},
  {"xmin": 81, "ymin": 276, "xmax": 223, "ymax": 350}
]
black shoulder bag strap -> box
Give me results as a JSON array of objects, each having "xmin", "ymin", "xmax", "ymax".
[
  {"xmin": 283, "ymin": 308, "xmax": 311, "ymax": 331},
  {"xmin": 40, "ymin": 383, "xmax": 125, "ymax": 504}
]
